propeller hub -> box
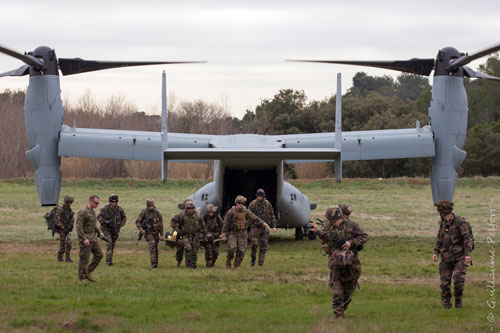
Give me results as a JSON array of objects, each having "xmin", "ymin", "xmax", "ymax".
[
  {"xmin": 30, "ymin": 46, "xmax": 58, "ymax": 76},
  {"xmin": 435, "ymin": 47, "xmax": 464, "ymax": 77}
]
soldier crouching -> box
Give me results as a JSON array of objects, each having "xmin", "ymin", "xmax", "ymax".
[
  {"xmin": 313, "ymin": 204, "xmax": 368, "ymax": 319},
  {"xmin": 220, "ymin": 195, "xmax": 270, "ymax": 269},
  {"xmin": 136, "ymin": 199, "xmax": 164, "ymax": 268}
]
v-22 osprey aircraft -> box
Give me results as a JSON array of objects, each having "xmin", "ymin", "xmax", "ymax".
[{"xmin": 1, "ymin": 43, "xmax": 499, "ymax": 239}]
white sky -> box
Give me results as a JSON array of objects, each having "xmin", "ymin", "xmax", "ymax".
[{"xmin": 1, "ymin": 0, "xmax": 500, "ymax": 118}]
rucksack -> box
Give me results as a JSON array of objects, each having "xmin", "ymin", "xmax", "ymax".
[
  {"xmin": 454, "ymin": 217, "xmax": 475, "ymax": 251},
  {"xmin": 44, "ymin": 207, "xmax": 58, "ymax": 236}
]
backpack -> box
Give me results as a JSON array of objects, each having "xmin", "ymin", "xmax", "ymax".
[
  {"xmin": 44, "ymin": 207, "xmax": 58, "ymax": 236},
  {"xmin": 454, "ymin": 217, "xmax": 475, "ymax": 251}
]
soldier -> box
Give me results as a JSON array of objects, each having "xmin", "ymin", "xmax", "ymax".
[
  {"xmin": 174, "ymin": 200, "xmax": 206, "ymax": 269},
  {"xmin": 55, "ymin": 195, "xmax": 75, "ymax": 262},
  {"xmin": 220, "ymin": 195, "xmax": 270, "ymax": 269},
  {"xmin": 76, "ymin": 195, "xmax": 104, "ymax": 283},
  {"xmin": 170, "ymin": 198, "xmax": 192, "ymax": 267},
  {"xmin": 136, "ymin": 199, "xmax": 164, "ymax": 268},
  {"xmin": 97, "ymin": 194, "xmax": 127, "ymax": 266},
  {"xmin": 312, "ymin": 204, "xmax": 368, "ymax": 319},
  {"xmin": 248, "ymin": 189, "xmax": 277, "ymax": 266},
  {"xmin": 432, "ymin": 200, "xmax": 473, "ymax": 309},
  {"xmin": 203, "ymin": 204, "xmax": 223, "ymax": 267}
]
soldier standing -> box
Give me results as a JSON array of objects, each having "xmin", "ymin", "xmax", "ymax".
[
  {"xmin": 97, "ymin": 194, "xmax": 127, "ymax": 266},
  {"xmin": 312, "ymin": 204, "xmax": 368, "ymax": 319},
  {"xmin": 220, "ymin": 195, "xmax": 270, "ymax": 269},
  {"xmin": 248, "ymin": 189, "xmax": 277, "ymax": 266},
  {"xmin": 432, "ymin": 200, "xmax": 473, "ymax": 308},
  {"xmin": 203, "ymin": 204, "xmax": 223, "ymax": 267},
  {"xmin": 77, "ymin": 195, "xmax": 104, "ymax": 283},
  {"xmin": 174, "ymin": 200, "xmax": 206, "ymax": 269},
  {"xmin": 136, "ymin": 199, "xmax": 164, "ymax": 268},
  {"xmin": 55, "ymin": 195, "xmax": 75, "ymax": 262}
]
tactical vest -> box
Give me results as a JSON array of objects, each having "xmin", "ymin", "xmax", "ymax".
[
  {"xmin": 143, "ymin": 209, "xmax": 161, "ymax": 230},
  {"xmin": 233, "ymin": 207, "xmax": 247, "ymax": 231},
  {"xmin": 205, "ymin": 215, "xmax": 221, "ymax": 234},
  {"xmin": 182, "ymin": 212, "xmax": 200, "ymax": 235}
]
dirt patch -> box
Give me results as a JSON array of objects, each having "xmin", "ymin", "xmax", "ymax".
[
  {"xmin": 0, "ymin": 242, "xmax": 55, "ymax": 254},
  {"xmin": 58, "ymin": 320, "xmax": 78, "ymax": 330}
]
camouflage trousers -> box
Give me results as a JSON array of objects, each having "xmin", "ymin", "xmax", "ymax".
[
  {"xmin": 102, "ymin": 228, "xmax": 118, "ymax": 264},
  {"xmin": 439, "ymin": 259, "xmax": 467, "ymax": 306},
  {"xmin": 330, "ymin": 256, "xmax": 361, "ymax": 317},
  {"xmin": 227, "ymin": 230, "xmax": 248, "ymax": 268},
  {"xmin": 183, "ymin": 234, "xmax": 201, "ymax": 268},
  {"xmin": 176, "ymin": 240, "xmax": 184, "ymax": 264},
  {"xmin": 145, "ymin": 233, "xmax": 160, "ymax": 268},
  {"xmin": 78, "ymin": 240, "xmax": 103, "ymax": 280},
  {"xmin": 250, "ymin": 227, "xmax": 269, "ymax": 265},
  {"xmin": 204, "ymin": 240, "xmax": 220, "ymax": 267},
  {"xmin": 57, "ymin": 230, "xmax": 72, "ymax": 261}
]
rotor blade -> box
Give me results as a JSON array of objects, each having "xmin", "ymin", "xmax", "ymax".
[
  {"xmin": 463, "ymin": 66, "xmax": 500, "ymax": 82},
  {"xmin": 287, "ymin": 58, "xmax": 435, "ymax": 76},
  {"xmin": 0, "ymin": 45, "xmax": 45, "ymax": 69},
  {"xmin": 0, "ymin": 64, "xmax": 30, "ymax": 77},
  {"xmin": 58, "ymin": 58, "xmax": 206, "ymax": 76},
  {"xmin": 448, "ymin": 43, "xmax": 500, "ymax": 69}
]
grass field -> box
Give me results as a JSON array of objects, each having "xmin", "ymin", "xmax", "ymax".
[{"xmin": 0, "ymin": 177, "xmax": 499, "ymax": 332}]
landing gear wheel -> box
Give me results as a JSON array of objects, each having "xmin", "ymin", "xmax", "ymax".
[
  {"xmin": 307, "ymin": 229, "xmax": 316, "ymax": 240},
  {"xmin": 295, "ymin": 227, "xmax": 304, "ymax": 241}
]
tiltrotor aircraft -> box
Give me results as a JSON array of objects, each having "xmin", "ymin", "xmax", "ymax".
[{"xmin": 1, "ymin": 43, "xmax": 499, "ymax": 240}]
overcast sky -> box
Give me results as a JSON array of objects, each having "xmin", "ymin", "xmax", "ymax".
[{"xmin": 1, "ymin": 1, "xmax": 500, "ymax": 118}]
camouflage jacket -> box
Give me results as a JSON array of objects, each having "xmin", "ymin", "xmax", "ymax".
[
  {"xmin": 433, "ymin": 214, "xmax": 473, "ymax": 260},
  {"xmin": 97, "ymin": 204, "xmax": 127, "ymax": 231},
  {"xmin": 317, "ymin": 218, "xmax": 368, "ymax": 255},
  {"xmin": 136, "ymin": 208, "xmax": 163, "ymax": 235},
  {"xmin": 248, "ymin": 199, "xmax": 276, "ymax": 228},
  {"xmin": 76, "ymin": 206, "xmax": 101, "ymax": 242},
  {"xmin": 204, "ymin": 214, "xmax": 223, "ymax": 236},
  {"xmin": 222, "ymin": 206, "xmax": 266, "ymax": 233},
  {"xmin": 55, "ymin": 205, "xmax": 74, "ymax": 231},
  {"xmin": 171, "ymin": 211, "xmax": 184, "ymax": 233},
  {"xmin": 174, "ymin": 211, "xmax": 206, "ymax": 236}
]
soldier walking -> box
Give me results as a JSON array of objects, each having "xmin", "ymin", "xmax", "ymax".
[
  {"xmin": 203, "ymin": 204, "xmax": 223, "ymax": 267},
  {"xmin": 248, "ymin": 189, "xmax": 277, "ymax": 266},
  {"xmin": 136, "ymin": 199, "xmax": 164, "ymax": 268},
  {"xmin": 55, "ymin": 195, "xmax": 75, "ymax": 262},
  {"xmin": 432, "ymin": 200, "xmax": 473, "ymax": 308},
  {"xmin": 97, "ymin": 194, "xmax": 127, "ymax": 266},
  {"xmin": 312, "ymin": 204, "xmax": 368, "ymax": 319},
  {"xmin": 77, "ymin": 195, "xmax": 104, "ymax": 283},
  {"xmin": 170, "ymin": 199, "xmax": 192, "ymax": 267},
  {"xmin": 172, "ymin": 200, "xmax": 206, "ymax": 269},
  {"xmin": 220, "ymin": 195, "xmax": 270, "ymax": 269}
]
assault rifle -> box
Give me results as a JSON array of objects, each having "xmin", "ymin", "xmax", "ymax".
[{"xmin": 136, "ymin": 216, "xmax": 153, "ymax": 245}]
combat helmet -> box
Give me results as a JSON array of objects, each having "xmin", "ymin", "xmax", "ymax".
[
  {"xmin": 63, "ymin": 195, "xmax": 74, "ymax": 204},
  {"xmin": 339, "ymin": 204, "xmax": 352, "ymax": 216},
  {"xmin": 235, "ymin": 195, "xmax": 247, "ymax": 204},
  {"xmin": 325, "ymin": 206, "xmax": 343, "ymax": 221},
  {"xmin": 146, "ymin": 198, "xmax": 155, "ymax": 207},
  {"xmin": 206, "ymin": 204, "xmax": 217, "ymax": 213},
  {"xmin": 185, "ymin": 200, "xmax": 195, "ymax": 209},
  {"xmin": 256, "ymin": 189, "xmax": 266, "ymax": 197},
  {"xmin": 109, "ymin": 194, "xmax": 118, "ymax": 202},
  {"xmin": 437, "ymin": 200, "xmax": 454, "ymax": 215}
]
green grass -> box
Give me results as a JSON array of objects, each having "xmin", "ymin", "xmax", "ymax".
[{"xmin": 0, "ymin": 177, "xmax": 499, "ymax": 332}]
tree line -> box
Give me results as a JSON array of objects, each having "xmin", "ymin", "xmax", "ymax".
[{"xmin": 0, "ymin": 56, "xmax": 499, "ymax": 179}]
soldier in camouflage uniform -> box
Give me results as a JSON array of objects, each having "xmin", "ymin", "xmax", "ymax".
[
  {"xmin": 97, "ymin": 194, "xmax": 127, "ymax": 266},
  {"xmin": 174, "ymin": 200, "xmax": 206, "ymax": 269},
  {"xmin": 136, "ymin": 199, "xmax": 164, "ymax": 268},
  {"xmin": 55, "ymin": 195, "xmax": 75, "ymax": 262},
  {"xmin": 248, "ymin": 189, "xmax": 277, "ymax": 266},
  {"xmin": 313, "ymin": 204, "xmax": 368, "ymax": 319},
  {"xmin": 77, "ymin": 195, "xmax": 104, "ymax": 283},
  {"xmin": 203, "ymin": 204, "xmax": 223, "ymax": 267},
  {"xmin": 432, "ymin": 200, "xmax": 473, "ymax": 308},
  {"xmin": 220, "ymin": 195, "xmax": 270, "ymax": 269},
  {"xmin": 170, "ymin": 198, "xmax": 193, "ymax": 267}
]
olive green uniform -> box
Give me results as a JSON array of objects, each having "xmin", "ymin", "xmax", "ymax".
[
  {"xmin": 76, "ymin": 207, "xmax": 103, "ymax": 280},
  {"xmin": 222, "ymin": 206, "xmax": 267, "ymax": 268},
  {"xmin": 55, "ymin": 205, "xmax": 74, "ymax": 262},
  {"xmin": 248, "ymin": 198, "xmax": 276, "ymax": 266},
  {"xmin": 433, "ymin": 214, "xmax": 473, "ymax": 307},
  {"xmin": 317, "ymin": 218, "xmax": 368, "ymax": 317},
  {"xmin": 97, "ymin": 204, "xmax": 127, "ymax": 265},
  {"xmin": 204, "ymin": 213, "xmax": 223, "ymax": 267},
  {"xmin": 136, "ymin": 208, "xmax": 163, "ymax": 268}
]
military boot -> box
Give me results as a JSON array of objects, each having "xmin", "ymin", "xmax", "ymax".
[
  {"xmin": 455, "ymin": 298, "xmax": 462, "ymax": 308},
  {"xmin": 206, "ymin": 261, "xmax": 213, "ymax": 268},
  {"xmin": 65, "ymin": 257, "xmax": 73, "ymax": 263},
  {"xmin": 177, "ymin": 261, "xmax": 182, "ymax": 267},
  {"xmin": 85, "ymin": 272, "xmax": 96, "ymax": 282},
  {"xmin": 226, "ymin": 258, "xmax": 232, "ymax": 269},
  {"xmin": 250, "ymin": 256, "xmax": 256, "ymax": 266}
]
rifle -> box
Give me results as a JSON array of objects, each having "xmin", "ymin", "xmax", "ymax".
[
  {"xmin": 98, "ymin": 231, "xmax": 109, "ymax": 243},
  {"xmin": 136, "ymin": 216, "xmax": 153, "ymax": 245},
  {"xmin": 64, "ymin": 213, "xmax": 74, "ymax": 235}
]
